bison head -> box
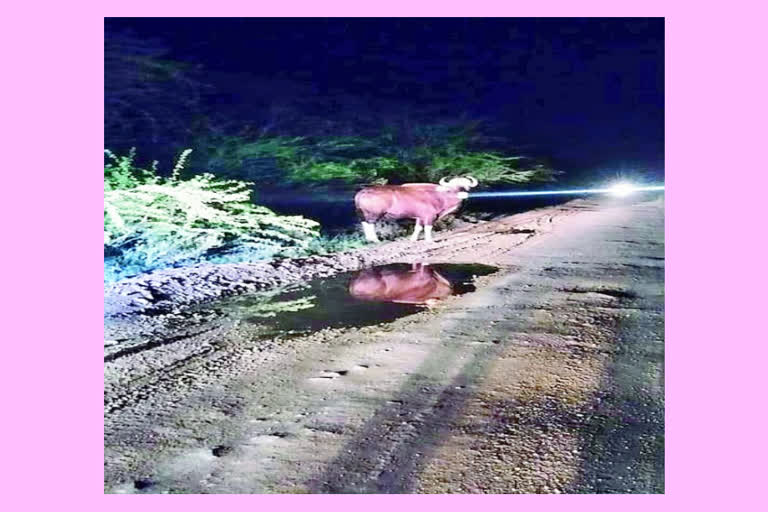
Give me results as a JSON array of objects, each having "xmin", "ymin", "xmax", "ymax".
[{"xmin": 438, "ymin": 176, "xmax": 479, "ymax": 191}]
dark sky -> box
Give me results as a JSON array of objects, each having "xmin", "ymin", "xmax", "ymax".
[{"xmin": 105, "ymin": 18, "xmax": 664, "ymax": 181}]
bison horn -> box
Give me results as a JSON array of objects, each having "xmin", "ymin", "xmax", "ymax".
[
  {"xmin": 465, "ymin": 175, "xmax": 478, "ymax": 187},
  {"xmin": 439, "ymin": 177, "xmax": 451, "ymax": 187}
]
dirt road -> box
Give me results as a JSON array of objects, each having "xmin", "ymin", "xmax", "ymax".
[{"xmin": 104, "ymin": 196, "xmax": 664, "ymax": 493}]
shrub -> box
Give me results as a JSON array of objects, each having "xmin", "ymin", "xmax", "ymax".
[
  {"xmin": 287, "ymin": 156, "xmax": 399, "ymax": 185},
  {"xmin": 274, "ymin": 128, "xmax": 556, "ymax": 187},
  {"xmin": 285, "ymin": 232, "xmax": 370, "ymax": 256},
  {"xmin": 104, "ymin": 147, "xmax": 159, "ymax": 190},
  {"xmin": 194, "ymin": 135, "xmax": 306, "ymax": 183},
  {"xmin": 104, "ymin": 149, "xmax": 320, "ymax": 281},
  {"xmin": 413, "ymin": 150, "xmax": 557, "ymax": 184},
  {"xmin": 185, "ymin": 122, "xmax": 558, "ymax": 189}
]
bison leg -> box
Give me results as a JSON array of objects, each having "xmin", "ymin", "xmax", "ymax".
[
  {"xmin": 424, "ymin": 224, "xmax": 434, "ymax": 243},
  {"xmin": 410, "ymin": 219, "xmax": 423, "ymax": 241},
  {"xmin": 361, "ymin": 221, "xmax": 380, "ymax": 243}
]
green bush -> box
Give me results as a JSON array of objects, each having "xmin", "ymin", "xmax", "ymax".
[
  {"xmin": 183, "ymin": 121, "xmax": 558, "ymax": 189},
  {"xmin": 104, "ymin": 148, "xmax": 159, "ymax": 190},
  {"xmin": 287, "ymin": 156, "xmax": 399, "ymax": 184},
  {"xmin": 235, "ymin": 127, "xmax": 557, "ymax": 187},
  {"xmin": 285, "ymin": 144, "xmax": 555, "ymax": 187},
  {"xmin": 285, "ymin": 232, "xmax": 370, "ymax": 256},
  {"xmin": 193, "ymin": 135, "xmax": 306, "ymax": 183},
  {"xmin": 104, "ymin": 149, "xmax": 320, "ymax": 281},
  {"xmin": 414, "ymin": 150, "xmax": 556, "ymax": 184}
]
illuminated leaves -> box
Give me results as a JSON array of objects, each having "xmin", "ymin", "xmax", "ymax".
[{"xmin": 104, "ymin": 149, "xmax": 320, "ymax": 280}]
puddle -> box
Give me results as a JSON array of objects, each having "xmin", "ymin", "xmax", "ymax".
[{"xmin": 217, "ymin": 263, "xmax": 498, "ymax": 333}]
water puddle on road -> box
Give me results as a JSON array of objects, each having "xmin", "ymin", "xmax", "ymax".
[{"xmin": 216, "ymin": 263, "xmax": 498, "ymax": 334}]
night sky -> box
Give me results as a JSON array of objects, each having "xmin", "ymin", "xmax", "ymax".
[{"xmin": 105, "ymin": 18, "xmax": 664, "ymax": 183}]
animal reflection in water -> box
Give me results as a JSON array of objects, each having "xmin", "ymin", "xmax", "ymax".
[{"xmin": 348, "ymin": 263, "xmax": 453, "ymax": 307}]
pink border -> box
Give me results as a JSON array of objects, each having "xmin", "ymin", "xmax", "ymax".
[{"xmin": 12, "ymin": 0, "xmax": 764, "ymax": 507}]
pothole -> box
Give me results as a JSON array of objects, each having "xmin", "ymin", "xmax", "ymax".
[
  {"xmin": 212, "ymin": 263, "xmax": 498, "ymax": 334},
  {"xmin": 562, "ymin": 287, "xmax": 637, "ymax": 299},
  {"xmin": 212, "ymin": 445, "xmax": 233, "ymax": 457},
  {"xmin": 133, "ymin": 478, "xmax": 155, "ymax": 490}
]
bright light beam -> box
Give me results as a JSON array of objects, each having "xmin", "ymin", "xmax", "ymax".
[{"xmin": 469, "ymin": 184, "xmax": 665, "ymax": 199}]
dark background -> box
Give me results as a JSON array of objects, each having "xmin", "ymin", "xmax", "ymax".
[{"xmin": 105, "ymin": 17, "xmax": 664, "ymax": 186}]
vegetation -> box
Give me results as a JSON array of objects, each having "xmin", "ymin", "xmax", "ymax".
[
  {"xmin": 103, "ymin": 132, "xmax": 556, "ymax": 281},
  {"xmin": 104, "ymin": 149, "xmax": 320, "ymax": 282},
  {"xmin": 105, "ymin": 31, "xmax": 557, "ymax": 188},
  {"xmin": 285, "ymin": 232, "xmax": 370, "ymax": 257},
  {"xmin": 197, "ymin": 128, "xmax": 557, "ymax": 188},
  {"xmin": 104, "ymin": 32, "xmax": 560, "ymax": 282},
  {"xmin": 193, "ymin": 135, "xmax": 307, "ymax": 183}
]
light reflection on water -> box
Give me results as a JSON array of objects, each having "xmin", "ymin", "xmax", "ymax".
[{"xmin": 218, "ymin": 263, "xmax": 498, "ymax": 333}]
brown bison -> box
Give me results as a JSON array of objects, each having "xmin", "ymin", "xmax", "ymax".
[
  {"xmin": 348, "ymin": 263, "xmax": 453, "ymax": 306},
  {"xmin": 354, "ymin": 176, "xmax": 478, "ymax": 242}
]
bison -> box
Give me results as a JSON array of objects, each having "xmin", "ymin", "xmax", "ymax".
[
  {"xmin": 348, "ymin": 263, "xmax": 453, "ymax": 307},
  {"xmin": 354, "ymin": 176, "xmax": 478, "ymax": 242}
]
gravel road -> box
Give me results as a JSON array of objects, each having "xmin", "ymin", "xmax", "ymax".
[{"xmin": 104, "ymin": 195, "xmax": 664, "ymax": 493}]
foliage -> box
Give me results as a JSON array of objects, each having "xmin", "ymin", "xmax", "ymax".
[
  {"xmin": 274, "ymin": 126, "xmax": 557, "ymax": 186},
  {"xmin": 406, "ymin": 150, "xmax": 556, "ymax": 184},
  {"xmin": 104, "ymin": 33, "xmax": 559, "ymax": 187},
  {"xmin": 287, "ymin": 156, "xmax": 399, "ymax": 184},
  {"xmin": 285, "ymin": 232, "xmax": 370, "ymax": 256},
  {"xmin": 193, "ymin": 135, "xmax": 306, "ymax": 183},
  {"xmin": 113, "ymin": 110, "xmax": 556, "ymax": 190},
  {"xmin": 104, "ymin": 149, "xmax": 320, "ymax": 281},
  {"xmin": 104, "ymin": 148, "xmax": 159, "ymax": 190}
]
